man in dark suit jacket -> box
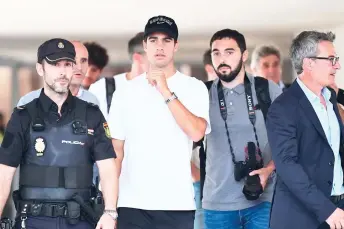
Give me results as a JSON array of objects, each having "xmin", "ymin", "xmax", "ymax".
[{"xmin": 266, "ymin": 30, "xmax": 344, "ymax": 229}]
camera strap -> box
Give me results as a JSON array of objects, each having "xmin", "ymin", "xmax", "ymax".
[{"xmin": 217, "ymin": 74, "xmax": 263, "ymax": 164}]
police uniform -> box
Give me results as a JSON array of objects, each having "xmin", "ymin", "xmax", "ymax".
[{"xmin": 0, "ymin": 39, "xmax": 116, "ymax": 229}]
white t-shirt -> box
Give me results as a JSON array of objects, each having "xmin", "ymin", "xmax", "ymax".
[
  {"xmin": 88, "ymin": 73, "xmax": 128, "ymax": 120},
  {"xmin": 108, "ymin": 71, "xmax": 211, "ymax": 211}
]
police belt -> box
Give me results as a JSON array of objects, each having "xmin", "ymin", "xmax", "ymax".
[
  {"xmin": 17, "ymin": 196, "xmax": 101, "ymax": 227},
  {"xmin": 18, "ymin": 201, "xmax": 72, "ymax": 218}
]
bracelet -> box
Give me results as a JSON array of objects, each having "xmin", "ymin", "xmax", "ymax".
[{"xmin": 165, "ymin": 92, "xmax": 178, "ymax": 104}]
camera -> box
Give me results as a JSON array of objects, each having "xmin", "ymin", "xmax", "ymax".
[{"xmin": 234, "ymin": 142, "xmax": 264, "ymax": 200}]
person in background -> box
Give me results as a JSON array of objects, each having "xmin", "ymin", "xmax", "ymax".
[
  {"xmin": 82, "ymin": 42, "xmax": 109, "ymax": 90},
  {"xmin": 251, "ymin": 44, "xmax": 290, "ymax": 91},
  {"xmin": 203, "ymin": 49, "xmax": 217, "ymax": 81},
  {"xmin": 88, "ymin": 32, "xmax": 149, "ymax": 120}
]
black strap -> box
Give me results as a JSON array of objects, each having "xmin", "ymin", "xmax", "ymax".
[
  {"xmin": 25, "ymin": 99, "xmax": 40, "ymax": 121},
  {"xmin": 217, "ymin": 74, "xmax": 263, "ymax": 163},
  {"xmin": 26, "ymin": 99, "xmax": 46, "ymax": 132},
  {"xmin": 338, "ymin": 88, "xmax": 344, "ymax": 106},
  {"xmin": 73, "ymin": 99, "xmax": 88, "ymax": 121},
  {"xmin": 199, "ymin": 140, "xmax": 206, "ymax": 200},
  {"xmin": 20, "ymin": 164, "xmax": 93, "ymax": 189},
  {"xmin": 199, "ymin": 80, "xmax": 214, "ymax": 200},
  {"xmin": 204, "ymin": 80, "xmax": 214, "ymax": 90},
  {"xmin": 254, "ymin": 77, "xmax": 271, "ymax": 122},
  {"xmin": 105, "ymin": 77, "xmax": 116, "ymax": 113}
]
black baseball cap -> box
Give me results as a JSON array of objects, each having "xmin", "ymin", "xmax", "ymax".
[
  {"xmin": 144, "ymin": 15, "xmax": 178, "ymax": 41},
  {"xmin": 37, "ymin": 38, "xmax": 76, "ymax": 64}
]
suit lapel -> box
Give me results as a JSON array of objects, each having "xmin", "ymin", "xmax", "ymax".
[
  {"xmin": 291, "ymin": 81, "xmax": 327, "ymax": 141},
  {"xmin": 299, "ymin": 96, "xmax": 328, "ymax": 142}
]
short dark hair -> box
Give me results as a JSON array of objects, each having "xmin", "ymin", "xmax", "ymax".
[
  {"xmin": 128, "ymin": 32, "xmax": 144, "ymax": 58},
  {"xmin": 210, "ymin": 29, "xmax": 246, "ymax": 53},
  {"xmin": 83, "ymin": 42, "xmax": 109, "ymax": 70},
  {"xmin": 203, "ymin": 49, "xmax": 212, "ymax": 66}
]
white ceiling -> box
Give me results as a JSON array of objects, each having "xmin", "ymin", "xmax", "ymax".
[{"xmin": 1, "ymin": 0, "xmax": 344, "ymax": 64}]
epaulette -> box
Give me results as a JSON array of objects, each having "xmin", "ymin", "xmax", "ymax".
[
  {"xmin": 13, "ymin": 105, "xmax": 26, "ymax": 112},
  {"xmin": 87, "ymin": 102, "xmax": 99, "ymax": 108}
]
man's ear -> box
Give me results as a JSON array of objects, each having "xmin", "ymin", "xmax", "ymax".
[
  {"xmin": 174, "ymin": 41, "xmax": 179, "ymax": 53},
  {"xmin": 143, "ymin": 40, "xmax": 147, "ymax": 53},
  {"xmin": 36, "ymin": 63, "xmax": 44, "ymax": 77},
  {"xmin": 242, "ymin": 50, "xmax": 249, "ymax": 63},
  {"xmin": 302, "ymin": 58, "xmax": 313, "ymax": 73},
  {"xmin": 205, "ymin": 64, "xmax": 214, "ymax": 74},
  {"xmin": 132, "ymin": 53, "xmax": 141, "ymax": 62}
]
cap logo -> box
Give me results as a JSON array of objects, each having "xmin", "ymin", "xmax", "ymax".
[
  {"xmin": 150, "ymin": 17, "xmax": 173, "ymax": 26},
  {"xmin": 58, "ymin": 42, "xmax": 64, "ymax": 49}
]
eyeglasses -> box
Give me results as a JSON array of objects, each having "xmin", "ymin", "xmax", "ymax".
[{"xmin": 309, "ymin": 56, "xmax": 340, "ymax": 66}]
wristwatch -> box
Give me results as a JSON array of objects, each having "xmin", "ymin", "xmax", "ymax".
[
  {"xmin": 165, "ymin": 92, "xmax": 178, "ymax": 104},
  {"xmin": 103, "ymin": 209, "xmax": 118, "ymax": 221}
]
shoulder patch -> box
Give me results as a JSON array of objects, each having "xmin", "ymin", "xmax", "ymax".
[{"xmin": 103, "ymin": 122, "xmax": 111, "ymax": 138}]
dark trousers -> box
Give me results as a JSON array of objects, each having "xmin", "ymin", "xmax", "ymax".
[
  {"xmin": 14, "ymin": 216, "xmax": 93, "ymax": 229},
  {"xmin": 117, "ymin": 207, "xmax": 195, "ymax": 229}
]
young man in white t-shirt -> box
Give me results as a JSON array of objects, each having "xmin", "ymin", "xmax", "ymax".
[
  {"xmin": 108, "ymin": 15, "xmax": 210, "ymax": 229},
  {"xmin": 88, "ymin": 32, "xmax": 149, "ymax": 120}
]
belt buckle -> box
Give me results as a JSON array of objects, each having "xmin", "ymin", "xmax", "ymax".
[
  {"xmin": 31, "ymin": 203, "xmax": 42, "ymax": 216},
  {"xmin": 50, "ymin": 204, "xmax": 64, "ymax": 217},
  {"xmin": 49, "ymin": 204, "xmax": 58, "ymax": 217},
  {"xmin": 54, "ymin": 204, "xmax": 67, "ymax": 217}
]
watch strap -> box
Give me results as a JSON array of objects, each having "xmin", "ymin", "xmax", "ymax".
[{"xmin": 165, "ymin": 92, "xmax": 177, "ymax": 104}]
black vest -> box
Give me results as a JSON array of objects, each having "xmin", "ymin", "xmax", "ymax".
[{"xmin": 19, "ymin": 99, "xmax": 94, "ymax": 201}]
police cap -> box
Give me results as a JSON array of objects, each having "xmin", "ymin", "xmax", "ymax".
[{"xmin": 37, "ymin": 38, "xmax": 76, "ymax": 64}]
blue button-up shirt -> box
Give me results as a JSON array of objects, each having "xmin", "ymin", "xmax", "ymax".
[{"xmin": 297, "ymin": 78, "xmax": 343, "ymax": 195}]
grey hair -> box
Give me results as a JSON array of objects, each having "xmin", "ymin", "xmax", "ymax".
[
  {"xmin": 290, "ymin": 31, "xmax": 336, "ymax": 74},
  {"xmin": 250, "ymin": 44, "xmax": 281, "ymax": 69}
]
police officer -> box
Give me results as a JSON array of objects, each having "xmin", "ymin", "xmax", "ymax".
[{"xmin": 0, "ymin": 38, "xmax": 118, "ymax": 229}]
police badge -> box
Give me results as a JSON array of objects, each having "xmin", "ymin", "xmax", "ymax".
[{"xmin": 34, "ymin": 137, "xmax": 46, "ymax": 156}]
